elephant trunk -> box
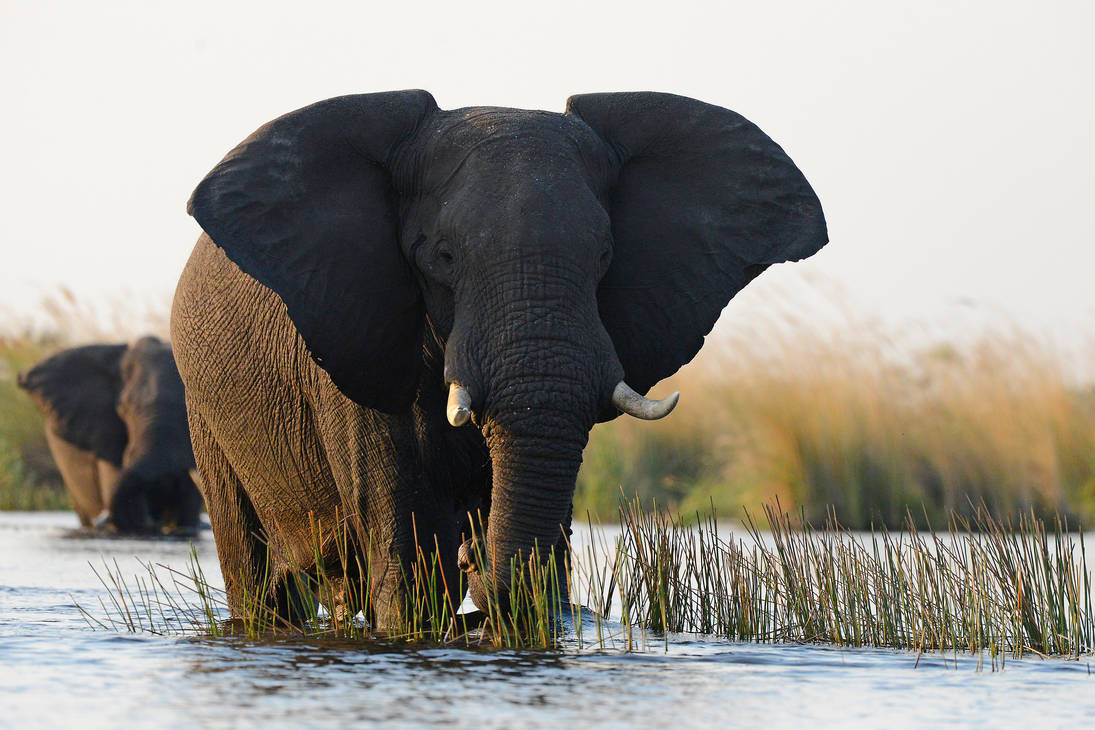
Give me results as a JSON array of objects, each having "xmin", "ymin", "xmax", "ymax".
[
  {"xmin": 463, "ymin": 325, "xmax": 618, "ymax": 614},
  {"xmin": 109, "ymin": 410, "xmax": 198, "ymax": 533},
  {"xmin": 469, "ymin": 407, "xmax": 588, "ymax": 613},
  {"xmin": 446, "ymin": 257, "xmax": 625, "ymax": 614}
]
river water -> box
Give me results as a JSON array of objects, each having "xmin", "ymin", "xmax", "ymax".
[{"xmin": 1, "ymin": 511, "xmax": 1093, "ymax": 729}]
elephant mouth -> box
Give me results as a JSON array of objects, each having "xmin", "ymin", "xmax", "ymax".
[{"xmin": 457, "ymin": 536, "xmax": 484, "ymax": 575}]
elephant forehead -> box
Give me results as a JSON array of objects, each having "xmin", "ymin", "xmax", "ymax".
[
  {"xmin": 406, "ymin": 107, "xmax": 610, "ymax": 193},
  {"xmin": 118, "ymin": 345, "xmax": 186, "ymax": 412}
]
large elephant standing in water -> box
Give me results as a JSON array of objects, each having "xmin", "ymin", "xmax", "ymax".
[
  {"xmin": 18, "ymin": 337, "xmax": 203, "ymax": 535},
  {"xmin": 172, "ymin": 90, "xmax": 827, "ymax": 626}
]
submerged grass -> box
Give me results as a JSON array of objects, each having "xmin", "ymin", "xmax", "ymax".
[
  {"xmin": 80, "ymin": 511, "xmax": 573, "ymax": 650},
  {"xmin": 80, "ymin": 501, "xmax": 1095, "ymax": 662}
]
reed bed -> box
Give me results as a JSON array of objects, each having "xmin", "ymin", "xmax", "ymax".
[
  {"xmin": 80, "ymin": 501, "xmax": 1094, "ymax": 662},
  {"xmin": 600, "ymin": 501, "xmax": 1093, "ymax": 660},
  {"xmin": 577, "ymin": 304, "xmax": 1095, "ymax": 528}
]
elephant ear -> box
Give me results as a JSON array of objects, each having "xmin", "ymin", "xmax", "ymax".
[
  {"xmin": 187, "ymin": 90, "xmax": 437, "ymax": 412},
  {"xmin": 17, "ymin": 344, "xmax": 128, "ymax": 465},
  {"xmin": 567, "ymin": 92, "xmax": 828, "ymax": 395}
]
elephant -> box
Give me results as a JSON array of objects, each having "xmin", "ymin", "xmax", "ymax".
[
  {"xmin": 171, "ymin": 90, "xmax": 827, "ymax": 628},
  {"xmin": 17, "ymin": 336, "xmax": 204, "ymax": 535}
]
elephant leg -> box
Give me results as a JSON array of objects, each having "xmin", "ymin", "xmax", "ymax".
[
  {"xmin": 312, "ymin": 398, "xmax": 462, "ymax": 631},
  {"xmin": 43, "ymin": 429, "xmax": 103, "ymax": 526},
  {"xmin": 188, "ymin": 412, "xmax": 306, "ymax": 622},
  {"xmin": 95, "ymin": 460, "xmax": 121, "ymax": 512}
]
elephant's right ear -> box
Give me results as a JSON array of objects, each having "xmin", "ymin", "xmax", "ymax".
[
  {"xmin": 567, "ymin": 92, "xmax": 827, "ymax": 397},
  {"xmin": 188, "ymin": 90, "xmax": 437, "ymax": 412},
  {"xmin": 17, "ymin": 344, "xmax": 128, "ymax": 465}
]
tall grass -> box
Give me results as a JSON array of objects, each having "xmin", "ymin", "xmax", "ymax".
[
  {"xmin": 578, "ymin": 310, "xmax": 1095, "ymax": 527},
  {"xmin": 0, "ymin": 333, "xmax": 65, "ymax": 509},
  {"xmin": 81, "ymin": 501, "xmax": 1095, "ymax": 661},
  {"xmin": 4, "ymin": 288, "xmax": 1095, "ymax": 526},
  {"xmin": 605, "ymin": 501, "xmax": 1093, "ymax": 660}
]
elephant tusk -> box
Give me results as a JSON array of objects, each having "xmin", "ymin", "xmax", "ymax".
[
  {"xmin": 612, "ymin": 381, "xmax": 680, "ymax": 420},
  {"xmin": 447, "ymin": 383, "xmax": 473, "ymax": 427}
]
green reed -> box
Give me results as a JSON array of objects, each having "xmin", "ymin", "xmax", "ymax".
[
  {"xmin": 79, "ymin": 510, "xmax": 568, "ymax": 650},
  {"xmin": 603, "ymin": 500, "xmax": 1093, "ymax": 660},
  {"xmin": 79, "ymin": 500, "xmax": 1094, "ymax": 660}
]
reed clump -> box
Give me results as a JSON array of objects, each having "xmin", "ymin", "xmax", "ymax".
[
  {"xmin": 80, "ymin": 512, "xmax": 571, "ymax": 650},
  {"xmin": 604, "ymin": 500, "xmax": 1093, "ymax": 660},
  {"xmin": 81, "ymin": 501, "xmax": 1094, "ymax": 660}
]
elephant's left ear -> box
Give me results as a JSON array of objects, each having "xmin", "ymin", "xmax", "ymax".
[
  {"xmin": 17, "ymin": 344, "xmax": 129, "ymax": 465},
  {"xmin": 567, "ymin": 92, "xmax": 828, "ymax": 395}
]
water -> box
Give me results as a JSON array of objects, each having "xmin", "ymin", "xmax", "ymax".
[{"xmin": 2, "ymin": 512, "xmax": 1093, "ymax": 729}]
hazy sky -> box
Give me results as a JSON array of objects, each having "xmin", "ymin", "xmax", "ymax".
[{"xmin": 2, "ymin": 0, "xmax": 1092, "ymax": 343}]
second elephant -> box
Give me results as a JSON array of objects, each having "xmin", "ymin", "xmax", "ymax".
[{"xmin": 18, "ymin": 336, "xmax": 203, "ymax": 535}]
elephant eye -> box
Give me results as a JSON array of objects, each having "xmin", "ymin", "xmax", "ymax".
[
  {"xmin": 598, "ymin": 247, "xmax": 612, "ymax": 275},
  {"xmin": 434, "ymin": 243, "xmax": 456, "ymax": 275}
]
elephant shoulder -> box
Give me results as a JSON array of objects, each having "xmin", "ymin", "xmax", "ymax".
[{"xmin": 172, "ymin": 234, "xmax": 320, "ymax": 413}]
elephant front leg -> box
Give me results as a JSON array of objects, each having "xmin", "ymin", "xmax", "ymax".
[{"xmin": 316, "ymin": 405, "xmax": 464, "ymax": 633}]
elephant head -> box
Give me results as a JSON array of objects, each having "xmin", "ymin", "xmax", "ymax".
[
  {"xmin": 188, "ymin": 90, "xmax": 826, "ymax": 611},
  {"xmin": 17, "ymin": 336, "xmax": 202, "ymax": 534}
]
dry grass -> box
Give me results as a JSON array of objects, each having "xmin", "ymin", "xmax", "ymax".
[
  {"xmin": 0, "ymin": 333, "xmax": 66, "ymax": 509},
  {"xmin": 577, "ymin": 305, "xmax": 1095, "ymax": 528}
]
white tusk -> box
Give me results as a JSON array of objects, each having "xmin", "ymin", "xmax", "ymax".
[
  {"xmin": 612, "ymin": 381, "xmax": 679, "ymax": 420},
  {"xmin": 447, "ymin": 383, "xmax": 473, "ymax": 427}
]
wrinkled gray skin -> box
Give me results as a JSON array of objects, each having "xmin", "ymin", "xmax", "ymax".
[
  {"xmin": 172, "ymin": 90, "xmax": 827, "ymax": 626},
  {"xmin": 17, "ymin": 337, "xmax": 203, "ymax": 535}
]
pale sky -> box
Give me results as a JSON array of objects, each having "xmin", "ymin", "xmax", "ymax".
[{"xmin": 2, "ymin": 0, "xmax": 1092, "ymax": 346}]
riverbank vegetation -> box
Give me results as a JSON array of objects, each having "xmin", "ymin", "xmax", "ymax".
[
  {"xmin": 576, "ymin": 313, "xmax": 1095, "ymax": 528},
  {"xmin": 0, "ymin": 333, "xmax": 65, "ymax": 509},
  {"xmin": 3, "ymin": 292, "xmax": 1094, "ymax": 527}
]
